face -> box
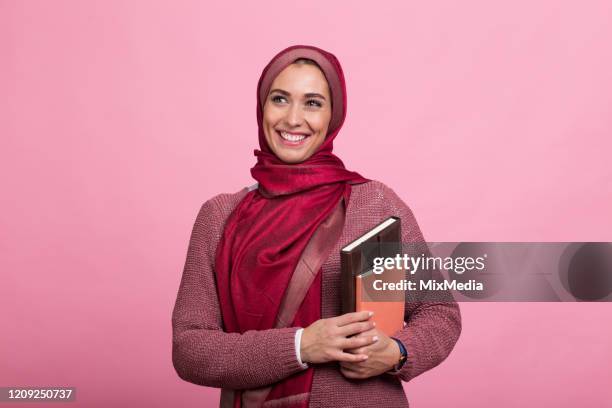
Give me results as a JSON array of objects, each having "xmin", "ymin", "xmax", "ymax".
[{"xmin": 262, "ymin": 63, "xmax": 332, "ymax": 164}]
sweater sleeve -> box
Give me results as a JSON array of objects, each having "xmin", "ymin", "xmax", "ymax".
[
  {"xmin": 171, "ymin": 198, "xmax": 307, "ymax": 390},
  {"xmin": 379, "ymin": 183, "xmax": 462, "ymax": 383}
]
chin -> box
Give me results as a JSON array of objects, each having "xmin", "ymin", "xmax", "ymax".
[
  {"xmin": 276, "ymin": 151, "xmax": 309, "ymax": 164},
  {"xmin": 267, "ymin": 138, "xmax": 314, "ymax": 164}
]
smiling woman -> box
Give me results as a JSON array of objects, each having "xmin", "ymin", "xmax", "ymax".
[
  {"xmin": 263, "ymin": 58, "xmax": 332, "ymax": 164},
  {"xmin": 172, "ymin": 45, "xmax": 462, "ymax": 408}
]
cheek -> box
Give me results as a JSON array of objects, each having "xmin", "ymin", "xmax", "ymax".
[
  {"xmin": 262, "ymin": 112, "xmax": 279, "ymax": 144},
  {"xmin": 308, "ymin": 111, "xmax": 332, "ymax": 134},
  {"xmin": 262, "ymin": 105, "xmax": 281, "ymax": 129},
  {"xmin": 309, "ymin": 128, "xmax": 328, "ymax": 152}
]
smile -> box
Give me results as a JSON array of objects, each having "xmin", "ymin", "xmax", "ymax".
[{"xmin": 276, "ymin": 130, "xmax": 311, "ymax": 146}]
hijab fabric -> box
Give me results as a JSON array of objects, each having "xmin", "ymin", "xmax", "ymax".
[{"xmin": 215, "ymin": 45, "xmax": 368, "ymax": 408}]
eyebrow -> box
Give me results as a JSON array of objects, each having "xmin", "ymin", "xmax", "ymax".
[{"xmin": 269, "ymin": 88, "xmax": 327, "ymax": 100}]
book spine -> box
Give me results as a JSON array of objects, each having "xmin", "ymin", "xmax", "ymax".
[{"xmin": 340, "ymin": 250, "xmax": 360, "ymax": 314}]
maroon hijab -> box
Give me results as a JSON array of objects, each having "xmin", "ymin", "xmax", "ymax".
[{"xmin": 215, "ymin": 45, "xmax": 368, "ymax": 407}]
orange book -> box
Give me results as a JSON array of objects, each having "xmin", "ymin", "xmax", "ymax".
[{"xmin": 340, "ymin": 217, "xmax": 405, "ymax": 336}]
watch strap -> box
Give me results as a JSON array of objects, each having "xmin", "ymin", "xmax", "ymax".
[{"xmin": 390, "ymin": 337, "xmax": 408, "ymax": 371}]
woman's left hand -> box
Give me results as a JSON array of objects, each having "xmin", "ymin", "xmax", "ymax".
[{"xmin": 339, "ymin": 327, "xmax": 400, "ymax": 379}]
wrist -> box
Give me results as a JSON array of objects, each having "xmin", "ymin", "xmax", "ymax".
[{"xmin": 389, "ymin": 337, "xmax": 407, "ymax": 371}]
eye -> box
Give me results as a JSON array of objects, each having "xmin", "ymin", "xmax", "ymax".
[
  {"xmin": 306, "ymin": 99, "xmax": 323, "ymax": 108},
  {"xmin": 271, "ymin": 95, "xmax": 287, "ymax": 104}
]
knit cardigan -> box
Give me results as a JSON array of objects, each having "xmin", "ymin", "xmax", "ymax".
[{"xmin": 172, "ymin": 180, "xmax": 462, "ymax": 407}]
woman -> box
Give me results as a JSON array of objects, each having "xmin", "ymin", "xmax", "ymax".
[{"xmin": 172, "ymin": 45, "xmax": 461, "ymax": 408}]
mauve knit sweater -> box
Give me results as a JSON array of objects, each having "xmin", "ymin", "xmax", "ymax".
[{"xmin": 172, "ymin": 180, "xmax": 462, "ymax": 407}]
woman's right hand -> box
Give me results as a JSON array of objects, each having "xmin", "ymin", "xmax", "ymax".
[{"xmin": 300, "ymin": 311, "xmax": 378, "ymax": 364}]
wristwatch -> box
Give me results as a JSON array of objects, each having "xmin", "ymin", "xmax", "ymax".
[{"xmin": 390, "ymin": 337, "xmax": 408, "ymax": 371}]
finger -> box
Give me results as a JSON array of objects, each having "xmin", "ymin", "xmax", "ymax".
[
  {"xmin": 344, "ymin": 346, "xmax": 368, "ymax": 355},
  {"xmin": 340, "ymin": 335, "xmax": 378, "ymax": 350},
  {"xmin": 352, "ymin": 328, "xmax": 378, "ymax": 338},
  {"xmin": 337, "ymin": 320, "xmax": 376, "ymax": 337},
  {"xmin": 340, "ymin": 367, "xmax": 363, "ymax": 379},
  {"xmin": 340, "ymin": 367, "xmax": 354, "ymax": 378},
  {"xmin": 334, "ymin": 351, "xmax": 369, "ymax": 363},
  {"xmin": 341, "ymin": 362, "xmax": 370, "ymax": 380},
  {"xmin": 340, "ymin": 361, "xmax": 360, "ymax": 371},
  {"xmin": 334, "ymin": 311, "xmax": 373, "ymax": 327}
]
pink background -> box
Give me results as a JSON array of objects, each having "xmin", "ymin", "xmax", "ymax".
[{"xmin": 2, "ymin": 0, "xmax": 611, "ymax": 407}]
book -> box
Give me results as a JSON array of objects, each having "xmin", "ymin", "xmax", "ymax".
[{"xmin": 340, "ymin": 216, "xmax": 405, "ymax": 336}]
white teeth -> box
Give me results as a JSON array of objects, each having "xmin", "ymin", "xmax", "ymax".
[{"xmin": 280, "ymin": 131, "xmax": 306, "ymax": 142}]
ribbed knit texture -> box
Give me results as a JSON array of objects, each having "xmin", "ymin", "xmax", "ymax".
[{"xmin": 172, "ymin": 180, "xmax": 462, "ymax": 407}]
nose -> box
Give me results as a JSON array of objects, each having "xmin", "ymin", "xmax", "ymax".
[{"xmin": 285, "ymin": 103, "xmax": 303, "ymax": 127}]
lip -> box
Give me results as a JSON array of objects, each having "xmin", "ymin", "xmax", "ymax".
[
  {"xmin": 276, "ymin": 129, "xmax": 310, "ymax": 136},
  {"xmin": 275, "ymin": 129, "xmax": 311, "ymax": 147}
]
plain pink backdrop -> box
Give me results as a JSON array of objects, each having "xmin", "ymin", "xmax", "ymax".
[{"xmin": 1, "ymin": 0, "xmax": 611, "ymax": 407}]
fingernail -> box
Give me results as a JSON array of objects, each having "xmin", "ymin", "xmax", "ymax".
[
  {"xmin": 363, "ymin": 355, "xmax": 369, "ymax": 360},
  {"xmin": 368, "ymin": 311, "xmax": 374, "ymax": 317},
  {"xmin": 372, "ymin": 321, "xmax": 376, "ymax": 327},
  {"xmin": 373, "ymin": 336, "xmax": 379, "ymax": 342}
]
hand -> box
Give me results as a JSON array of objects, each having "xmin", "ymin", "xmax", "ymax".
[
  {"xmin": 301, "ymin": 311, "xmax": 379, "ymax": 364},
  {"xmin": 340, "ymin": 328, "xmax": 401, "ymax": 380}
]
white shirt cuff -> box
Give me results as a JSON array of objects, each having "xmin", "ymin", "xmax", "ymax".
[{"xmin": 294, "ymin": 328, "xmax": 308, "ymax": 369}]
